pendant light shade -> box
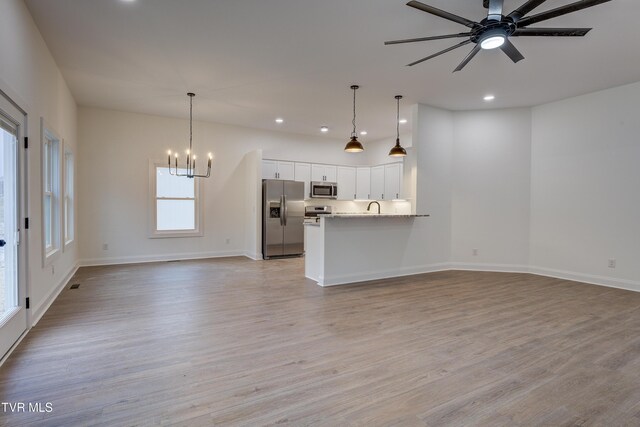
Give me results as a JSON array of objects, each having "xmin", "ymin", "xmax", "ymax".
[
  {"xmin": 344, "ymin": 85, "xmax": 364, "ymax": 153},
  {"xmin": 345, "ymin": 136, "xmax": 364, "ymax": 152},
  {"xmin": 389, "ymin": 95, "xmax": 407, "ymax": 157}
]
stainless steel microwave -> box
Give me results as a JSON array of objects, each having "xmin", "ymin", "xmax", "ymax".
[{"xmin": 310, "ymin": 181, "xmax": 338, "ymax": 199}]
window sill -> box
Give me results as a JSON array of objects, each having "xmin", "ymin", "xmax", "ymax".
[
  {"xmin": 43, "ymin": 247, "xmax": 60, "ymax": 267},
  {"xmin": 148, "ymin": 230, "xmax": 204, "ymax": 239}
]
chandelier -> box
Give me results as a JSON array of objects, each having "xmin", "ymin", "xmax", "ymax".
[{"xmin": 167, "ymin": 92, "xmax": 212, "ymax": 178}]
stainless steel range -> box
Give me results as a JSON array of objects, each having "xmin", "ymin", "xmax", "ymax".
[{"xmin": 304, "ymin": 206, "xmax": 332, "ymax": 224}]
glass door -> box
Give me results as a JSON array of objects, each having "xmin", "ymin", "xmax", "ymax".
[{"xmin": 0, "ymin": 96, "xmax": 27, "ymax": 360}]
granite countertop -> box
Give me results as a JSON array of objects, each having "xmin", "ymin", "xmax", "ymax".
[{"xmin": 325, "ymin": 213, "xmax": 430, "ymax": 218}]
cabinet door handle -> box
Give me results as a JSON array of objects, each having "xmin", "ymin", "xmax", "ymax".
[{"xmin": 382, "ymin": 194, "xmax": 384, "ymax": 200}]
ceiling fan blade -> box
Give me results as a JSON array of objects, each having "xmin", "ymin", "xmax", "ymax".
[
  {"xmin": 406, "ymin": 1, "xmax": 478, "ymax": 29},
  {"xmin": 453, "ymin": 45, "xmax": 481, "ymax": 72},
  {"xmin": 517, "ymin": 0, "xmax": 612, "ymax": 27},
  {"xmin": 407, "ymin": 39, "xmax": 472, "ymax": 66},
  {"xmin": 512, "ymin": 27, "xmax": 591, "ymax": 36},
  {"xmin": 385, "ymin": 32, "xmax": 472, "ymax": 45},
  {"xmin": 487, "ymin": 0, "xmax": 504, "ymax": 21},
  {"xmin": 507, "ymin": 0, "xmax": 547, "ymax": 22},
  {"xmin": 500, "ymin": 39, "xmax": 525, "ymax": 63}
]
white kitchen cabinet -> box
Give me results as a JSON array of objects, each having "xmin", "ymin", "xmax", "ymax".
[
  {"xmin": 384, "ymin": 163, "xmax": 403, "ymax": 200},
  {"xmin": 262, "ymin": 160, "xmax": 295, "ymax": 180},
  {"xmin": 311, "ymin": 164, "xmax": 337, "ymax": 182},
  {"xmin": 336, "ymin": 166, "xmax": 356, "ymax": 200},
  {"xmin": 370, "ymin": 165, "xmax": 385, "ymax": 200},
  {"xmin": 294, "ymin": 162, "xmax": 312, "ymax": 199},
  {"xmin": 356, "ymin": 167, "xmax": 371, "ymax": 200}
]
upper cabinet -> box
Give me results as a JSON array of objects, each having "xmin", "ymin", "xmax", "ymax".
[
  {"xmin": 384, "ymin": 163, "xmax": 403, "ymax": 200},
  {"xmin": 311, "ymin": 164, "xmax": 337, "ymax": 182},
  {"xmin": 336, "ymin": 166, "xmax": 356, "ymax": 200},
  {"xmin": 370, "ymin": 166, "xmax": 385, "ymax": 200},
  {"xmin": 294, "ymin": 162, "xmax": 311, "ymax": 199},
  {"xmin": 369, "ymin": 163, "xmax": 403, "ymax": 200},
  {"xmin": 356, "ymin": 167, "xmax": 371, "ymax": 200},
  {"xmin": 264, "ymin": 158, "xmax": 403, "ymax": 201},
  {"xmin": 262, "ymin": 160, "xmax": 295, "ymax": 180}
]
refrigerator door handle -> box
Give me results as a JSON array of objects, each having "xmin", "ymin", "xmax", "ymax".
[
  {"xmin": 279, "ymin": 195, "xmax": 285, "ymax": 226},
  {"xmin": 282, "ymin": 195, "xmax": 288, "ymax": 226}
]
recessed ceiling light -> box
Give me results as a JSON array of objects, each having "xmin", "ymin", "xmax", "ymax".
[
  {"xmin": 275, "ymin": 118, "xmax": 284, "ymax": 124},
  {"xmin": 483, "ymin": 95, "xmax": 495, "ymax": 101},
  {"xmin": 320, "ymin": 126, "xmax": 329, "ymax": 133},
  {"xmin": 399, "ymin": 119, "xmax": 408, "ymax": 124},
  {"xmin": 360, "ymin": 131, "xmax": 367, "ymax": 136}
]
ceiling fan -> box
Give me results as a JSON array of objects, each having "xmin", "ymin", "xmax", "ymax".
[{"xmin": 385, "ymin": 0, "xmax": 612, "ymax": 72}]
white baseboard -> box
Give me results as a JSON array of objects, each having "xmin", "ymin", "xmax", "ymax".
[
  {"xmin": 79, "ymin": 250, "xmax": 248, "ymax": 267},
  {"xmin": 243, "ymin": 251, "xmax": 262, "ymax": 261},
  {"xmin": 448, "ymin": 262, "xmax": 531, "ymax": 274},
  {"xmin": 528, "ymin": 265, "xmax": 640, "ymax": 293},
  {"xmin": 31, "ymin": 263, "xmax": 79, "ymax": 326},
  {"xmin": 320, "ymin": 263, "xmax": 451, "ymax": 287},
  {"xmin": 318, "ymin": 261, "xmax": 640, "ymax": 294}
]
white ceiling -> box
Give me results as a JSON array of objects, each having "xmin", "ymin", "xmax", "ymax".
[{"xmin": 25, "ymin": 0, "xmax": 640, "ymax": 141}]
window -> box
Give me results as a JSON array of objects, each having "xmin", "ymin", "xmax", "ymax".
[
  {"xmin": 42, "ymin": 123, "xmax": 61, "ymax": 264},
  {"xmin": 149, "ymin": 163, "xmax": 202, "ymax": 238},
  {"xmin": 63, "ymin": 148, "xmax": 74, "ymax": 247}
]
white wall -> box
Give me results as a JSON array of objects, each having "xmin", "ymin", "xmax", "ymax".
[
  {"xmin": 77, "ymin": 107, "xmax": 379, "ymax": 264},
  {"xmin": 413, "ymin": 104, "xmax": 454, "ymax": 266},
  {"xmin": 451, "ymin": 108, "xmax": 531, "ymax": 268},
  {"xmin": 0, "ymin": 0, "xmax": 78, "ymax": 323},
  {"xmin": 530, "ymin": 81, "xmax": 640, "ymax": 290}
]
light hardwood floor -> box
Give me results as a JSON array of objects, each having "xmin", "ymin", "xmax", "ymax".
[{"xmin": 2, "ymin": 257, "xmax": 640, "ymax": 426}]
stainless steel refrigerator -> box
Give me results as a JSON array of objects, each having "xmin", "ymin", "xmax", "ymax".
[{"xmin": 262, "ymin": 179, "xmax": 305, "ymax": 259}]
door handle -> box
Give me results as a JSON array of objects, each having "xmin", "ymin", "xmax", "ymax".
[
  {"xmin": 279, "ymin": 195, "xmax": 285, "ymax": 226},
  {"xmin": 283, "ymin": 195, "xmax": 288, "ymax": 226},
  {"xmin": 0, "ymin": 240, "xmax": 5, "ymax": 247}
]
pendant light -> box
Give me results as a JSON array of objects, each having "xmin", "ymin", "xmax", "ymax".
[
  {"xmin": 388, "ymin": 95, "xmax": 407, "ymax": 157},
  {"xmin": 167, "ymin": 92, "xmax": 212, "ymax": 178},
  {"xmin": 344, "ymin": 85, "xmax": 364, "ymax": 153}
]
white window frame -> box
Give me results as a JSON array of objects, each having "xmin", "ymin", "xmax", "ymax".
[
  {"xmin": 41, "ymin": 119, "xmax": 62, "ymax": 266},
  {"xmin": 63, "ymin": 145, "xmax": 74, "ymax": 248},
  {"xmin": 148, "ymin": 160, "xmax": 203, "ymax": 238}
]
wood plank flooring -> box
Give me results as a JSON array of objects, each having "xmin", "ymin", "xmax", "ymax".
[{"xmin": 2, "ymin": 257, "xmax": 640, "ymax": 426}]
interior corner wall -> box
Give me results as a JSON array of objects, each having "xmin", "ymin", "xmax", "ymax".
[
  {"xmin": 530, "ymin": 81, "xmax": 640, "ymax": 290},
  {"xmin": 77, "ymin": 107, "xmax": 360, "ymax": 265},
  {"xmin": 413, "ymin": 104, "xmax": 454, "ymax": 266},
  {"xmin": 451, "ymin": 108, "xmax": 532, "ymax": 269},
  {"xmin": 0, "ymin": 0, "xmax": 78, "ymax": 323}
]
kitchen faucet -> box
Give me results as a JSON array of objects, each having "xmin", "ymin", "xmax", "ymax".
[{"xmin": 367, "ymin": 201, "xmax": 381, "ymax": 214}]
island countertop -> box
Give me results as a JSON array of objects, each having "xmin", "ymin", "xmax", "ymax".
[{"xmin": 325, "ymin": 213, "xmax": 430, "ymax": 218}]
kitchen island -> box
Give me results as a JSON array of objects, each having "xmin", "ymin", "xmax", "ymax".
[{"xmin": 305, "ymin": 214, "xmax": 430, "ymax": 286}]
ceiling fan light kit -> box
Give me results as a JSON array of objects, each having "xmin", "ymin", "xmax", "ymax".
[{"xmin": 385, "ymin": 0, "xmax": 611, "ymax": 72}]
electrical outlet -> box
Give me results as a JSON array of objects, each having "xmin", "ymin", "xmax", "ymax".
[
  {"xmin": 472, "ymin": 248, "xmax": 478, "ymax": 256},
  {"xmin": 225, "ymin": 238, "xmax": 231, "ymax": 244},
  {"xmin": 608, "ymin": 259, "xmax": 616, "ymax": 269},
  {"xmin": 102, "ymin": 243, "xmax": 109, "ymax": 251}
]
